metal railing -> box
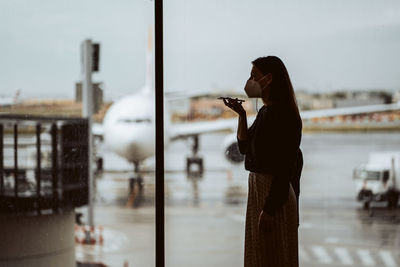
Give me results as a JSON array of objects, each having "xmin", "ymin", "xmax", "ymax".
[{"xmin": 0, "ymin": 114, "xmax": 89, "ymax": 214}]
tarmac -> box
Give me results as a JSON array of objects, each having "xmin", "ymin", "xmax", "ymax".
[
  {"xmin": 76, "ymin": 204, "xmax": 247, "ymax": 267},
  {"xmin": 75, "ymin": 132, "xmax": 400, "ymax": 267}
]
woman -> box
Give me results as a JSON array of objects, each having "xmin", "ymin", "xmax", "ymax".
[{"xmin": 223, "ymin": 56, "xmax": 302, "ymax": 267}]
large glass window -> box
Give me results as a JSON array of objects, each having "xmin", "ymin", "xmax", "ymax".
[
  {"xmin": 163, "ymin": 1, "xmax": 400, "ymax": 267},
  {"xmin": 1, "ymin": 1, "xmax": 400, "ymax": 267}
]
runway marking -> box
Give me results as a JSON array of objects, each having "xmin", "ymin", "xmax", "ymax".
[
  {"xmin": 333, "ymin": 247, "xmax": 353, "ymax": 265},
  {"xmin": 379, "ymin": 250, "xmax": 397, "ymax": 267},
  {"xmin": 299, "ymin": 245, "xmax": 310, "ymax": 262},
  {"xmin": 311, "ymin": 245, "xmax": 333, "ymax": 264},
  {"xmin": 356, "ymin": 249, "xmax": 375, "ymax": 266},
  {"xmin": 299, "ymin": 245, "xmax": 398, "ymax": 266}
]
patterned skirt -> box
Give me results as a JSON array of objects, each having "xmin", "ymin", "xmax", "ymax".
[{"xmin": 244, "ymin": 172, "xmax": 298, "ymax": 267}]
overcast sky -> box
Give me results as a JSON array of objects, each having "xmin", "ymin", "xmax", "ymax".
[{"xmin": 1, "ymin": 0, "xmax": 400, "ymax": 100}]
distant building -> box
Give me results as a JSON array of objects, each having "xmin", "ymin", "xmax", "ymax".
[
  {"xmin": 75, "ymin": 82, "xmax": 103, "ymax": 113},
  {"xmin": 311, "ymin": 97, "xmax": 335, "ymax": 110},
  {"xmin": 168, "ymin": 98, "xmax": 191, "ymax": 116},
  {"xmin": 296, "ymin": 89, "xmax": 393, "ymax": 110},
  {"xmin": 295, "ymin": 90, "xmax": 315, "ymax": 110},
  {"xmin": 334, "ymin": 97, "xmax": 385, "ymax": 108},
  {"xmin": 296, "ymin": 90, "xmax": 335, "ymax": 110},
  {"xmin": 169, "ymin": 92, "xmax": 254, "ymax": 122},
  {"xmin": 334, "ymin": 90, "xmax": 391, "ymax": 107},
  {"xmin": 392, "ymin": 91, "xmax": 400, "ymax": 103}
]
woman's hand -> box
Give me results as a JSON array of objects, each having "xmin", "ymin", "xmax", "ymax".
[
  {"xmin": 258, "ymin": 210, "xmax": 274, "ymax": 233},
  {"xmin": 222, "ymin": 98, "xmax": 246, "ymax": 116}
]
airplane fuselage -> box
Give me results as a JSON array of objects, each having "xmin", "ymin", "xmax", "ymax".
[{"xmin": 103, "ymin": 91, "xmax": 171, "ymax": 164}]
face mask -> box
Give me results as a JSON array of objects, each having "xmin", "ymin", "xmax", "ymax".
[{"xmin": 244, "ymin": 75, "xmax": 268, "ymax": 98}]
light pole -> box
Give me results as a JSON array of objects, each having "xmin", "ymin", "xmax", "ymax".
[{"xmin": 81, "ymin": 39, "xmax": 99, "ymax": 227}]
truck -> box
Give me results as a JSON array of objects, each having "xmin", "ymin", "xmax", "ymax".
[{"xmin": 353, "ymin": 151, "xmax": 400, "ymax": 209}]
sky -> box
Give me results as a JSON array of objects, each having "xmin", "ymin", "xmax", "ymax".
[{"xmin": 1, "ymin": 0, "xmax": 400, "ymax": 100}]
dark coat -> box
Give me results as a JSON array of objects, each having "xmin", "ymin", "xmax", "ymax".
[{"xmin": 237, "ymin": 104, "xmax": 302, "ymax": 217}]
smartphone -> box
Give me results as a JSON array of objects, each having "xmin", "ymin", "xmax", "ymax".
[{"xmin": 217, "ymin": 97, "xmax": 245, "ymax": 103}]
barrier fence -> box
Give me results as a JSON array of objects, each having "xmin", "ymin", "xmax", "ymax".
[{"xmin": 0, "ymin": 114, "xmax": 89, "ymax": 214}]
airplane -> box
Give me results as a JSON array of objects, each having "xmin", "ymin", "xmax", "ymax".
[
  {"xmin": 95, "ymin": 31, "xmax": 400, "ymax": 178},
  {"xmin": 0, "ymin": 90, "xmax": 21, "ymax": 107}
]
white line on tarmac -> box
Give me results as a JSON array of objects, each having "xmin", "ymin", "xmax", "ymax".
[
  {"xmin": 379, "ymin": 250, "xmax": 397, "ymax": 267},
  {"xmin": 311, "ymin": 246, "xmax": 333, "ymax": 264},
  {"xmin": 299, "ymin": 245, "xmax": 310, "ymax": 262},
  {"xmin": 333, "ymin": 247, "xmax": 353, "ymax": 265},
  {"xmin": 356, "ymin": 249, "xmax": 375, "ymax": 266}
]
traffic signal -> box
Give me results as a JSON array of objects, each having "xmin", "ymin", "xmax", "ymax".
[{"xmin": 92, "ymin": 43, "xmax": 100, "ymax": 72}]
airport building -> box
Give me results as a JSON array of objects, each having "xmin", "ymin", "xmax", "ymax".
[{"xmin": 75, "ymin": 82, "xmax": 104, "ymax": 114}]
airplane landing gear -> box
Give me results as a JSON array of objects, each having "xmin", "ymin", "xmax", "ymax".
[
  {"xmin": 127, "ymin": 162, "xmax": 144, "ymax": 208},
  {"xmin": 186, "ymin": 135, "xmax": 203, "ymax": 174},
  {"xmin": 187, "ymin": 156, "xmax": 203, "ymax": 173},
  {"xmin": 387, "ymin": 191, "xmax": 399, "ymax": 208},
  {"xmin": 95, "ymin": 156, "xmax": 103, "ymax": 172}
]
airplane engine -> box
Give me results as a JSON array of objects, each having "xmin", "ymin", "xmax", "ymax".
[{"xmin": 221, "ymin": 133, "xmax": 245, "ymax": 164}]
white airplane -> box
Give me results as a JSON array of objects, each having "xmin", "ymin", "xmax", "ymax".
[
  {"xmin": 95, "ymin": 32, "xmax": 400, "ymax": 175},
  {"xmin": 0, "ymin": 90, "xmax": 21, "ymax": 107}
]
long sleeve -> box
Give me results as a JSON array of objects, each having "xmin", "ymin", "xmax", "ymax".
[
  {"xmin": 239, "ymin": 105, "xmax": 301, "ymax": 216},
  {"xmin": 237, "ymin": 137, "xmax": 248, "ymax": 155}
]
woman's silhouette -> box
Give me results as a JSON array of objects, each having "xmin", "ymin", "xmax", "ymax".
[{"xmin": 223, "ymin": 56, "xmax": 302, "ymax": 267}]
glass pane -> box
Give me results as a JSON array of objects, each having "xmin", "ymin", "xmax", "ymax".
[
  {"xmin": 164, "ymin": 1, "xmax": 400, "ymax": 267},
  {"xmin": 0, "ymin": 1, "xmax": 156, "ymax": 266}
]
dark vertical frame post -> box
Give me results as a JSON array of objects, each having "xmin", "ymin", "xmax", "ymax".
[
  {"xmin": 0, "ymin": 124, "xmax": 3, "ymax": 196},
  {"xmin": 13, "ymin": 124, "xmax": 18, "ymax": 209},
  {"xmin": 155, "ymin": 0, "xmax": 165, "ymax": 266},
  {"xmin": 36, "ymin": 124, "xmax": 41, "ymax": 213},
  {"xmin": 51, "ymin": 123, "xmax": 59, "ymax": 212}
]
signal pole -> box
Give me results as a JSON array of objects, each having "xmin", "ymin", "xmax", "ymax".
[{"xmin": 81, "ymin": 39, "xmax": 98, "ymax": 227}]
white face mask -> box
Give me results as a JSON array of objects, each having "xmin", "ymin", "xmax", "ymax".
[{"xmin": 244, "ymin": 75, "xmax": 268, "ymax": 98}]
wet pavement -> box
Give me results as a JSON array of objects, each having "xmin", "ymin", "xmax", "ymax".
[{"xmin": 76, "ymin": 132, "xmax": 400, "ymax": 267}]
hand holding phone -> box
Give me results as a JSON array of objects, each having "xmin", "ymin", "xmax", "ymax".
[
  {"xmin": 217, "ymin": 97, "xmax": 245, "ymax": 103},
  {"xmin": 218, "ymin": 97, "xmax": 246, "ymax": 116}
]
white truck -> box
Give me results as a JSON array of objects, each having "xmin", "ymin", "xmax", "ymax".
[{"xmin": 353, "ymin": 151, "xmax": 400, "ymax": 209}]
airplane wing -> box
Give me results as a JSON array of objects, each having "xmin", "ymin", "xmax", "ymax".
[
  {"xmin": 169, "ymin": 116, "xmax": 255, "ymax": 140},
  {"xmin": 165, "ymin": 90, "xmax": 243, "ymax": 102},
  {"xmin": 165, "ymin": 90, "xmax": 215, "ymax": 101},
  {"xmin": 169, "ymin": 102, "xmax": 400, "ymax": 140}
]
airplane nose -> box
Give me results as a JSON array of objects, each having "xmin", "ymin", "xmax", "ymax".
[
  {"xmin": 121, "ymin": 135, "xmax": 141, "ymax": 158},
  {"xmin": 105, "ymin": 123, "xmax": 154, "ymax": 163},
  {"xmin": 127, "ymin": 140, "xmax": 140, "ymax": 155},
  {"xmin": 120, "ymin": 130, "xmax": 153, "ymax": 162}
]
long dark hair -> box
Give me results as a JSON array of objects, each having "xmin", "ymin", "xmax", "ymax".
[{"xmin": 252, "ymin": 56, "xmax": 302, "ymax": 127}]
